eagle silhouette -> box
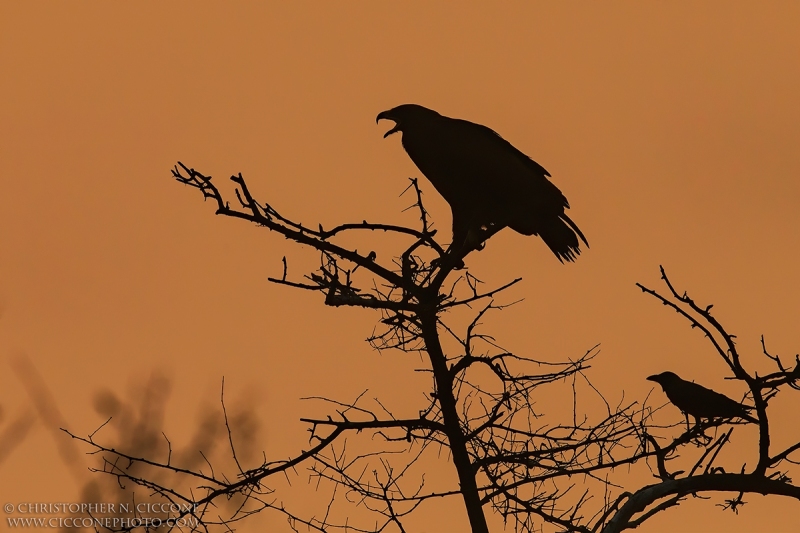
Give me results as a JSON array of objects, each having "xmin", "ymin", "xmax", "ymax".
[{"xmin": 377, "ymin": 104, "xmax": 587, "ymax": 262}]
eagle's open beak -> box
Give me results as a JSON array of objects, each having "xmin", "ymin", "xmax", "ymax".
[{"xmin": 376, "ymin": 111, "xmax": 400, "ymax": 138}]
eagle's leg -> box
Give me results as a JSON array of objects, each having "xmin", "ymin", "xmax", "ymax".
[
  {"xmin": 451, "ymin": 212, "xmax": 494, "ymax": 255},
  {"xmin": 433, "ymin": 210, "xmax": 470, "ymax": 269},
  {"xmin": 465, "ymin": 228, "xmax": 487, "ymax": 252},
  {"xmin": 439, "ymin": 213, "xmax": 501, "ymax": 269},
  {"xmin": 449, "ymin": 210, "xmax": 471, "ymax": 256}
]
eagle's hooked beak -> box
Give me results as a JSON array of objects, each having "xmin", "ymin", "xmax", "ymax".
[{"xmin": 376, "ymin": 110, "xmax": 400, "ymax": 138}]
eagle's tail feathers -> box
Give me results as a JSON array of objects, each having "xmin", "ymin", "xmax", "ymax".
[
  {"xmin": 538, "ymin": 217, "xmax": 584, "ymax": 263},
  {"xmin": 561, "ymin": 213, "xmax": 589, "ymax": 248}
]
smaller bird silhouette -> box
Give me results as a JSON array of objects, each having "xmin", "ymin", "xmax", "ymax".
[{"xmin": 647, "ymin": 371, "xmax": 758, "ymax": 425}]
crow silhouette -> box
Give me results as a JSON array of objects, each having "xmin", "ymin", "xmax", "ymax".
[
  {"xmin": 648, "ymin": 371, "xmax": 758, "ymax": 424},
  {"xmin": 376, "ymin": 104, "xmax": 588, "ymax": 262}
]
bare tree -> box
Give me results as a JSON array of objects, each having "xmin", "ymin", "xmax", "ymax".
[
  {"xmin": 66, "ymin": 164, "xmax": 800, "ymax": 533},
  {"xmin": 601, "ymin": 268, "xmax": 800, "ymax": 533}
]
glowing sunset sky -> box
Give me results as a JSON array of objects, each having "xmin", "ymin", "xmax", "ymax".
[{"xmin": 1, "ymin": 3, "xmax": 799, "ymax": 531}]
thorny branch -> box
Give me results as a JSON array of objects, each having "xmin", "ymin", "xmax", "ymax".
[
  {"xmin": 598, "ymin": 267, "xmax": 800, "ymax": 533},
  {"xmin": 68, "ymin": 167, "xmax": 800, "ymax": 533}
]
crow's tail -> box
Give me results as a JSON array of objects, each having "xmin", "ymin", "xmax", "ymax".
[{"xmin": 741, "ymin": 406, "xmax": 759, "ymax": 425}]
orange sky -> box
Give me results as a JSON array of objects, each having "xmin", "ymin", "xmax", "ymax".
[{"xmin": 1, "ymin": 2, "xmax": 799, "ymax": 532}]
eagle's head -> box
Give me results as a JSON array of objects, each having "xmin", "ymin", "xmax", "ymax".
[
  {"xmin": 647, "ymin": 371, "xmax": 680, "ymax": 386},
  {"xmin": 376, "ymin": 104, "xmax": 441, "ymax": 138}
]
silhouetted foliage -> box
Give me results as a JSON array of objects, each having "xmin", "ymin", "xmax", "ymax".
[{"xmin": 64, "ymin": 375, "xmax": 263, "ymax": 531}]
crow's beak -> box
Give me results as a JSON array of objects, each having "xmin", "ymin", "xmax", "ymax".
[
  {"xmin": 646, "ymin": 375, "xmax": 658, "ymax": 382},
  {"xmin": 376, "ymin": 110, "xmax": 400, "ymax": 138}
]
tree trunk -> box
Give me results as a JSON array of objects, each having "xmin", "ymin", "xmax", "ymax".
[{"xmin": 420, "ymin": 310, "xmax": 490, "ymax": 533}]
